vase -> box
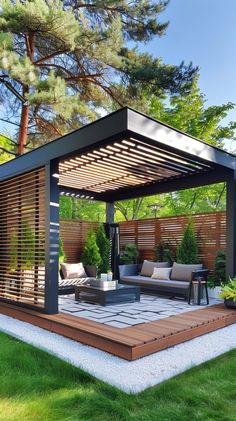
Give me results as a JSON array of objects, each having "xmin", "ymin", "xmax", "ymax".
[
  {"xmin": 224, "ymin": 298, "xmax": 236, "ymax": 309},
  {"xmin": 107, "ymin": 273, "xmax": 113, "ymax": 281}
]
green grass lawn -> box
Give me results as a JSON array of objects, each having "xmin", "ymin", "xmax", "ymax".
[{"xmin": 0, "ymin": 332, "xmax": 236, "ymax": 421}]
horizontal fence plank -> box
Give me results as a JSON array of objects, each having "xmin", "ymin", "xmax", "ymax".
[
  {"xmin": 60, "ymin": 220, "xmax": 99, "ymax": 263},
  {"xmin": 119, "ymin": 212, "xmax": 226, "ymax": 271}
]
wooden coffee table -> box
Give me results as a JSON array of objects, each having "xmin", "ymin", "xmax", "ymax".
[{"xmin": 75, "ymin": 283, "xmax": 140, "ymax": 306}]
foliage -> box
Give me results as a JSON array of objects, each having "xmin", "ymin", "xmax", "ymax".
[
  {"xmin": 59, "ymin": 196, "xmax": 106, "ymax": 222},
  {"xmin": 155, "ymin": 242, "xmax": 174, "ymax": 265},
  {"xmin": 219, "ymin": 278, "xmax": 236, "ymax": 301},
  {"xmin": 0, "ymin": 0, "xmax": 197, "ymax": 152},
  {"xmin": 96, "ymin": 224, "xmax": 111, "ymax": 274},
  {"xmin": 0, "ymin": 134, "xmax": 15, "ymax": 163},
  {"xmin": 9, "ymin": 218, "xmax": 35, "ymax": 270},
  {"xmin": 114, "ymin": 78, "xmax": 235, "ymax": 221},
  {"xmin": 213, "ymin": 250, "xmax": 226, "ymax": 286},
  {"xmin": 120, "ymin": 243, "xmax": 139, "ymax": 264},
  {"xmin": 59, "ymin": 238, "xmax": 66, "ymax": 264},
  {"xmin": 176, "ymin": 221, "xmax": 199, "ymax": 264},
  {"xmin": 81, "ymin": 229, "xmax": 101, "ymax": 268},
  {"xmin": 1, "ymin": 332, "xmax": 236, "ymax": 420}
]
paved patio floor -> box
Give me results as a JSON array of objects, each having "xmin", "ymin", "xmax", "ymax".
[{"xmin": 59, "ymin": 293, "xmax": 221, "ymax": 328}]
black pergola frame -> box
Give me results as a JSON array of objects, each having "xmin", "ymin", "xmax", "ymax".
[{"xmin": 0, "ymin": 107, "xmax": 236, "ymax": 314}]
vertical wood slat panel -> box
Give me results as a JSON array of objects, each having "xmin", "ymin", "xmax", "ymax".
[
  {"xmin": 119, "ymin": 212, "xmax": 226, "ymax": 271},
  {"xmin": 60, "ymin": 220, "xmax": 99, "ymax": 263},
  {"xmin": 0, "ymin": 168, "xmax": 46, "ymax": 308}
]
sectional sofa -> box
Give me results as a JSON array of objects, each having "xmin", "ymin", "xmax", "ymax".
[{"xmin": 119, "ymin": 260, "xmax": 209, "ymax": 299}]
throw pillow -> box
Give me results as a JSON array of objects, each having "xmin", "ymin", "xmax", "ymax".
[
  {"xmin": 140, "ymin": 260, "xmax": 169, "ymax": 277},
  {"xmin": 61, "ymin": 262, "xmax": 87, "ymax": 279},
  {"xmin": 170, "ymin": 262, "xmax": 203, "ymax": 282},
  {"xmin": 151, "ymin": 267, "xmax": 172, "ymax": 280}
]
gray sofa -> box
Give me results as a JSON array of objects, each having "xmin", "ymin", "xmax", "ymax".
[{"xmin": 119, "ymin": 261, "xmax": 209, "ymax": 299}]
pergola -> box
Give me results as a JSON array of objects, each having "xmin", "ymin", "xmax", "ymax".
[{"xmin": 0, "ymin": 107, "xmax": 236, "ymax": 314}]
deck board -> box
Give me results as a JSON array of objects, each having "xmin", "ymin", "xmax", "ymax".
[{"xmin": 0, "ymin": 301, "xmax": 235, "ymax": 360}]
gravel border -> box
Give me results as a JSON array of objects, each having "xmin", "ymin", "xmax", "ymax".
[{"xmin": 0, "ymin": 314, "xmax": 235, "ymax": 394}]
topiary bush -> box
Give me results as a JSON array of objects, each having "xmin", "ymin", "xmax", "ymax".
[
  {"xmin": 96, "ymin": 224, "xmax": 111, "ymax": 274},
  {"xmin": 214, "ymin": 250, "xmax": 226, "ymax": 286},
  {"xmin": 176, "ymin": 221, "xmax": 199, "ymax": 264},
  {"xmin": 81, "ymin": 230, "xmax": 101, "ymax": 268},
  {"xmin": 155, "ymin": 242, "xmax": 175, "ymax": 265},
  {"xmin": 120, "ymin": 243, "xmax": 139, "ymax": 265}
]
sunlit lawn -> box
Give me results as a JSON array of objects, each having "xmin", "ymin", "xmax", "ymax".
[{"xmin": 0, "ymin": 332, "xmax": 236, "ymax": 421}]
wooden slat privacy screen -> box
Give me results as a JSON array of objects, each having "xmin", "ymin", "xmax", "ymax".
[
  {"xmin": 119, "ymin": 212, "xmax": 226, "ymax": 271},
  {"xmin": 60, "ymin": 220, "xmax": 98, "ymax": 263},
  {"xmin": 0, "ymin": 168, "xmax": 46, "ymax": 308}
]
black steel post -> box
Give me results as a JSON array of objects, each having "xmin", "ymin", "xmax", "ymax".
[
  {"xmin": 44, "ymin": 160, "xmax": 59, "ymax": 314},
  {"xmin": 226, "ymin": 170, "xmax": 236, "ymax": 279},
  {"xmin": 105, "ymin": 202, "xmax": 119, "ymax": 279}
]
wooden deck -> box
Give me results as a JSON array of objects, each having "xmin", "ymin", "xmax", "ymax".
[{"xmin": 0, "ymin": 301, "xmax": 235, "ymax": 360}]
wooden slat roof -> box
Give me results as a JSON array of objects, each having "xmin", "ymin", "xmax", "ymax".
[{"xmin": 1, "ymin": 107, "xmax": 235, "ymax": 201}]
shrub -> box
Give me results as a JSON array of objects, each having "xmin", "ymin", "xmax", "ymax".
[
  {"xmin": 155, "ymin": 242, "xmax": 174, "ymax": 265},
  {"xmin": 59, "ymin": 238, "xmax": 66, "ymax": 264},
  {"xmin": 96, "ymin": 224, "xmax": 111, "ymax": 273},
  {"xmin": 81, "ymin": 230, "xmax": 101, "ymax": 268},
  {"xmin": 120, "ymin": 243, "xmax": 139, "ymax": 264},
  {"xmin": 176, "ymin": 221, "xmax": 199, "ymax": 264},
  {"xmin": 214, "ymin": 250, "xmax": 226, "ymax": 286},
  {"xmin": 219, "ymin": 277, "xmax": 236, "ymax": 301}
]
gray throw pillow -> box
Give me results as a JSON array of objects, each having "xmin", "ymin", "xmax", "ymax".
[
  {"xmin": 170, "ymin": 262, "xmax": 203, "ymax": 282},
  {"xmin": 140, "ymin": 260, "xmax": 169, "ymax": 277}
]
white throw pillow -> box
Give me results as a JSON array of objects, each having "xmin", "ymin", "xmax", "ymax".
[
  {"xmin": 151, "ymin": 267, "xmax": 172, "ymax": 280},
  {"xmin": 61, "ymin": 262, "xmax": 87, "ymax": 279}
]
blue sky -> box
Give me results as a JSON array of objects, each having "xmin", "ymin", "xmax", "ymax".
[{"xmin": 140, "ymin": 0, "xmax": 236, "ymax": 125}]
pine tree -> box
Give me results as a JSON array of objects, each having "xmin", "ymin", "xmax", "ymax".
[
  {"xmin": 96, "ymin": 224, "xmax": 111, "ymax": 274},
  {"xmin": 0, "ymin": 0, "xmax": 198, "ymax": 154},
  {"xmin": 176, "ymin": 221, "xmax": 199, "ymax": 264},
  {"xmin": 81, "ymin": 230, "xmax": 101, "ymax": 268}
]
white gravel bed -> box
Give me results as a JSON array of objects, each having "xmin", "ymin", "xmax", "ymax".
[{"xmin": 0, "ymin": 314, "xmax": 235, "ymax": 394}]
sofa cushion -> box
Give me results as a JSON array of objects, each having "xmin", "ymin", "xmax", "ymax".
[
  {"xmin": 152, "ymin": 267, "xmax": 172, "ymax": 280},
  {"xmin": 61, "ymin": 262, "xmax": 87, "ymax": 279},
  {"xmin": 59, "ymin": 277, "xmax": 90, "ymax": 287},
  {"xmin": 120, "ymin": 275, "xmax": 189, "ymax": 289},
  {"xmin": 170, "ymin": 262, "xmax": 203, "ymax": 282},
  {"xmin": 140, "ymin": 260, "xmax": 169, "ymax": 277}
]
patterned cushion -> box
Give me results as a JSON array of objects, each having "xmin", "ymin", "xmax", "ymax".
[
  {"xmin": 59, "ymin": 277, "xmax": 91, "ymax": 287},
  {"xmin": 140, "ymin": 260, "xmax": 169, "ymax": 277},
  {"xmin": 61, "ymin": 262, "xmax": 87, "ymax": 279},
  {"xmin": 170, "ymin": 262, "xmax": 203, "ymax": 282},
  {"xmin": 151, "ymin": 267, "xmax": 172, "ymax": 280}
]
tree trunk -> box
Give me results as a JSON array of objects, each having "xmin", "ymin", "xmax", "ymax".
[
  {"xmin": 18, "ymin": 95, "xmax": 29, "ymax": 155},
  {"xmin": 17, "ymin": 33, "xmax": 35, "ymax": 155}
]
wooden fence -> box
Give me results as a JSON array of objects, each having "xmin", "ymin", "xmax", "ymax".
[
  {"xmin": 119, "ymin": 212, "xmax": 226, "ymax": 271},
  {"xmin": 60, "ymin": 212, "xmax": 226, "ymax": 271},
  {"xmin": 60, "ymin": 220, "xmax": 98, "ymax": 263}
]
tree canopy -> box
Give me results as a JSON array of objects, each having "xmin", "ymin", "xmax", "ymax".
[{"xmin": 0, "ymin": 0, "xmax": 197, "ymax": 154}]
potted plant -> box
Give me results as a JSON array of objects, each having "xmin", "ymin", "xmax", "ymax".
[
  {"xmin": 209, "ymin": 251, "xmax": 226, "ymax": 299},
  {"xmin": 107, "ymin": 270, "xmax": 113, "ymax": 281},
  {"xmin": 81, "ymin": 230, "xmax": 101, "ymax": 275},
  {"xmin": 120, "ymin": 243, "xmax": 139, "ymax": 264},
  {"xmin": 219, "ymin": 278, "xmax": 236, "ymax": 309}
]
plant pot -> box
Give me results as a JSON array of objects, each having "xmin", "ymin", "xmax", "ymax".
[
  {"xmin": 224, "ymin": 298, "xmax": 236, "ymax": 309},
  {"xmin": 208, "ymin": 286, "xmax": 221, "ymax": 299}
]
